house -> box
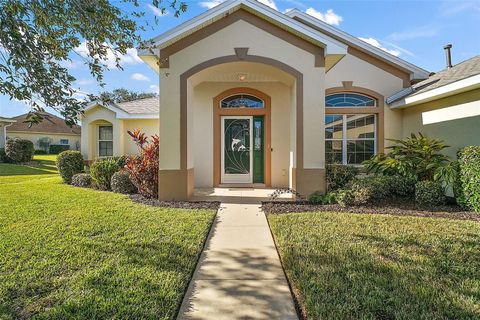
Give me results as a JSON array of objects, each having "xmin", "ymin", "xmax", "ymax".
[
  {"xmin": 388, "ymin": 53, "xmax": 480, "ymax": 159},
  {"xmin": 82, "ymin": 0, "xmax": 478, "ymax": 201},
  {"xmin": 7, "ymin": 112, "xmax": 81, "ymax": 152},
  {"xmin": 0, "ymin": 117, "xmax": 16, "ymax": 149},
  {"xmin": 81, "ymin": 97, "xmax": 159, "ymax": 159}
]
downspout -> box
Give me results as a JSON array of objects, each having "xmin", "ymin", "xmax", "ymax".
[{"xmin": 2, "ymin": 122, "xmax": 14, "ymax": 148}]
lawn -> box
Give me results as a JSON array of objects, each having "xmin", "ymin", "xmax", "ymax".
[
  {"xmin": 0, "ymin": 155, "xmax": 216, "ymax": 319},
  {"xmin": 268, "ymin": 212, "xmax": 480, "ymax": 319}
]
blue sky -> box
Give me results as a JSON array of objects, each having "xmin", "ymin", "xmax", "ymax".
[{"xmin": 1, "ymin": 0, "xmax": 479, "ymax": 119}]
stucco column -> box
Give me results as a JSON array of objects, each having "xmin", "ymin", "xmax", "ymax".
[
  {"xmin": 294, "ymin": 68, "xmax": 326, "ymax": 197},
  {"xmin": 158, "ymin": 72, "xmax": 192, "ymax": 200}
]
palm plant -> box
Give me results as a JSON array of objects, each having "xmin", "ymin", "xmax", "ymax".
[{"xmin": 364, "ymin": 133, "xmax": 454, "ymax": 183}]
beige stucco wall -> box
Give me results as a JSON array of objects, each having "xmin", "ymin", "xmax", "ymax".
[
  {"xmin": 192, "ymin": 81, "xmax": 292, "ymax": 188},
  {"xmin": 6, "ymin": 131, "xmax": 80, "ymax": 151},
  {"xmin": 402, "ymin": 89, "xmax": 480, "ymax": 159},
  {"xmin": 325, "ymin": 53, "xmax": 406, "ymax": 147},
  {"xmin": 123, "ymin": 119, "xmax": 160, "ymax": 155},
  {"xmin": 160, "ymin": 19, "xmax": 325, "ymax": 173},
  {"xmin": 81, "ymin": 105, "xmax": 160, "ymax": 160}
]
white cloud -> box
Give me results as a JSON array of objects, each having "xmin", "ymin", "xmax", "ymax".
[
  {"xmin": 75, "ymin": 78, "xmax": 94, "ymax": 86},
  {"xmin": 59, "ymin": 59, "xmax": 83, "ymax": 69},
  {"xmin": 149, "ymin": 84, "xmax": 159, "ymax": 94},
  {"xmin": 75, "ymin": 41, "xmax": 143, "ymax": 69},
  {"xmin": 131, "ymin": 73, "xmax": 150, "ymax": 81},
  {"xmin": 387, "ymin": 25, "xmax": 438, "ymax": 41},
  {"xmin": 305, "ymin": 8, "xmax": 343, "ymax": 25},
  {"xmin": 147, "ymin": 4, "xmax": 169, "ymax": 16},
  {"xmin": 199, "ymin": 0, "xmax": 277, "ymax": 10},
  {"xmin": 257, "ymin": 0, "xmax": 277, "ymax": 10},
  {"xmin": 358, "ymin": 37, "xmax": 401, "ymax": 56},
  {"xmin": 199, "ymin": 0, "xmax": 223, "ymax": 9}
]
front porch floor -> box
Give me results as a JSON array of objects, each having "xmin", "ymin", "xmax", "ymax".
[{"xmin": 192, "ymin": 187, "xmax": 294, "ymax": 203}]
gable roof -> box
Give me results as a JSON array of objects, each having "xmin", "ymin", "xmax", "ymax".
[
  {"xmin": 388, "ymin": 55, "xmax": 480, "ymax": 108},
  {"xmin": 7, "ymin": 112, "xmax": 81, "ymax": 135},
  {"xmin": 138, "ymin": 0, "xmax": 429, "ymax": 81},
  {"xmin": 285, "ymin": 9, "xmax": 429, "ymax": 80},
  {"xmin": 84, "ymin": 96, "xmax": 159, "ymax": 119}
]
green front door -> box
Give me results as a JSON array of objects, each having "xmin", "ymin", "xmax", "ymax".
[{"xmin": 253, "ymin": 116, "xmax": 264, "ymax": 183}]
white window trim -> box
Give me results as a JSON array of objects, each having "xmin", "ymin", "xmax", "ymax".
[
  {"xmin": 98, "ymin": 125, "xmax": 113, "ymax": 158},
  {"xmin": 326, "ymin": 114, "xmax": 377, "ymax": 165}
]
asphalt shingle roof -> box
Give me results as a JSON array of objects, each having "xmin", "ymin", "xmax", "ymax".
[
  {"xmin": 410, "ymin": 55, "xmax": 480, "ymax": 96},
  {"xmin": 116, "ymin": 96, "xmax": 159, "ymax": 114},
  {"xmin": 7, "ymin": 112, "xmax": 81, "ymax": 135}
]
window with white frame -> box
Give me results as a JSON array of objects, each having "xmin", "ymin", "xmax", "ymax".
[
  {"xmin": 325, "ymin": 114, "xmax": 376, "ymax": 165},
  {"xmin": 98, "ymin": 126, "xmax": 113, "ymax": 157},
  {"xmin": 60, "ymin": 139, "xmax": 69, "ymax": 145}
]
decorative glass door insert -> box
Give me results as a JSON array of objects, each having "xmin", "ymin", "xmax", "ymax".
[{"xmin": 221, "ymin": 116, "xmax": 252, "ymax": 183}]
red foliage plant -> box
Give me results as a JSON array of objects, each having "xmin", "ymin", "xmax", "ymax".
[{"xmin": 125, "ymin": 129, "xmax": 159, "ymax": 198}]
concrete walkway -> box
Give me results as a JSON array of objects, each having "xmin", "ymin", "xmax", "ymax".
[{"xmin": 177, "ymin": 200, "xmax": 298, "ymax": 319}]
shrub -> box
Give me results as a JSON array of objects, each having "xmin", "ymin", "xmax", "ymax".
[
  {"xmin": 90, "ymin": 158, "xmax": 120, "ymax": 190},
  {"xmin": 111, "ymin": 171, "xmax": 137, "ymax": 194},
  {"xmin": 49, "ymin": 144, "xmax": 70, "ymax": 154},
  {"xmin": 125, "ymin": 129, "xmax": 159, "ymax": 198},
  {"xmin": 308, "ymin": 192, "xmax": 336, "ymax": 204},
  {"xmin": 334, "ymin": 189, "xmax": 354, "ymax": 207},
  {"xmin": 326, "ymin": 164, "xmax": 358, "ymax": 191},
  {"xmin": 5, "ymin": 138, "xmax": 34, "ymax": 163},
  {"xmin": 345, "ymin": 175, "xmax": 395, "ymax": 206},
  {"xmin": 71, "ymin": 173, "xmax": 92, "ymax": 188},
  {"xmin": 34, "ymin": 149, "xmax": 48, "ymax": 155},
  {"xmin": 56, "ymin": 151, "xmax": 84, "ymax": 184},
  {"xmin": 457, "ymin": 146, "xmax": 480, "ymax": 211},
  {"xmin": 0, "ymin": 148, "xmax": 12, "ymax": 163},
  {"xmin": 364, "ymin": 133, "xmax": 452, "ymax": 182},
  {"xmin": 391, "ymin": 175, "xmax": 417, "ymax": 197},
  {"xmin": 415, "ymin": 181, "xmax": 445, "ymax": 207},
  {"xmin": 111, "ymin": 155, "xmax": 127, "ymax": 169}
]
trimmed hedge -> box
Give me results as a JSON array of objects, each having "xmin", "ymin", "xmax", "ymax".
[
  {"xmin": 326, "ymin": 164, "xmax": 358, "ymax": 191},
  {"xmin": 457, "ymin": 146, "xmax": 480, "ymax": 211},
  {"xmin": 0, "ymin": 148, "xmax": 12, "ymax": 163},
  {"xmin": 49, "ymin": 144, "xmax": 70, "ymax": 154},
  {"xmin": 90, "ymin": 158, "xmax": 120, "ymax": 190},
  {"xmin": 5, "ymin": 138, "xmax": 34, "ymax": 163},
  {"xmin": 415, "ymin": 181, "xmax": 445, "ymax": 207},
  {"xmin": 111, "ymin": 171, "xmax": 137, "ymax": 194},
  {"xmin": 56, "ymin": 151, "xmax": 84, "ymax": 184},
  {"xmin": 71, "ymin": 173, "xmax": 92, "ymax": 188}
]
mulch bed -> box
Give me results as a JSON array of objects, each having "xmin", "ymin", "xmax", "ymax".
[
  {"xmin": 130, "ymin": 194, "xmax": 221, "ymax": 210},
  {"xmin": 262, "ymin": 199, "xmax": 480, "ymax": 222}
]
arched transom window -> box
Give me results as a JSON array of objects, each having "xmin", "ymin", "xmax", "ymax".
[
  {"xmin": 220, "ymin": 94, "xmax": 264, "ymax": 109},
  {"xmin": 324, "ymin": 91, "xmax": 379, "ymax": 165},
  {"xmin": 326, "ymin": 93, "xmax": 376, "ymax": 107}
]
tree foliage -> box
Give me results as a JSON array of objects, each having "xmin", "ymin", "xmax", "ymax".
[
  {"xmin": 0, "ymin": 0, "xmax": 186, "ymax": 125},
  {"xmin": 96, "ymin": 88, "xmax": 157, "ymax": 103}
]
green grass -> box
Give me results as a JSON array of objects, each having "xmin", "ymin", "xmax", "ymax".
[
  {"xmin": 268, "ymin": 212, "xmax": 480, "ymax": 319},
  {"xmin": 0, "ymin": 156, "xmax": 216, "ymax": 319}
]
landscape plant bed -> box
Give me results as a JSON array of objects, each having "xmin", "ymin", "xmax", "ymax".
[
  {"xmin": 130, "ymin": 194, "xmax": 221, "ymax": 210},
  {"xmin": 262, "ymin": 199, "xmax": 479, "ymax": 221}
]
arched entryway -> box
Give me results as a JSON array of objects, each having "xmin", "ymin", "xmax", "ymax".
[{"xmin": 213, "ymin": 87, "xmax": 271, "ymax": 187}]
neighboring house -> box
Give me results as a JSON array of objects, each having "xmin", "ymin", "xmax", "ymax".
[
  {"xmin": 388, "ymin": 54, "xmax": 480, "ymax": 159},
  {"xmin": 0, "ymin": 117, "xmax": 16, "ymax": 149},
  {"xmin": 82, "ymin": 0, "xmax": 478, "ymax": 201},
  {"xmin": 81, "ymin": 97, "xmax": 159, "ymax": 159},
  {"xmin": 7, "ymin": 112, "xmax": 81, "ymax": 152}
]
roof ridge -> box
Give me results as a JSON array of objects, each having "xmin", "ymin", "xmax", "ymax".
[{"xmin": 117, "ymin": 95, "xmax": 159, "ymax": 105}]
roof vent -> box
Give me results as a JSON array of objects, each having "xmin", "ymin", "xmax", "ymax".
[{"xmin": 444, "ymin": 44, "xmax": 453, "ymax": 69}]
